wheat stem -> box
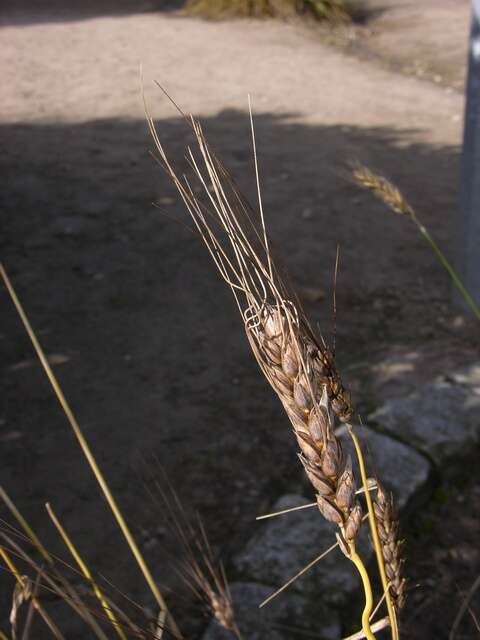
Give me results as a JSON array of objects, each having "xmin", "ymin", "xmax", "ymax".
[
  {"xmin": 347, "ymin": 543, "xmax": 376, "ymax": 640},
  {"xmin": 347, "ymin": 425, "xmax": 399, "ymax": 640},
  {"xmin": 45, "ymin": 503, "xmax": 127, "ymax": 640},
  {"xmin": 0, "ymin": 545, "xmax": 63, "ymax": 639},
  {"xmin": 0, "ymin": 263, "xmax": 182, "ymax": 640}
]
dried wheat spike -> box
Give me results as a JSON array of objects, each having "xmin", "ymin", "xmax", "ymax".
[
  {"xmin": 352, "ymin": 165, "xmax": 414, "ymax": 218},
  {"xmin": 145, "ymin": 103, "xmax": 360, "ymax": 541},
  {"xmin": 250, "ymin": 303, "xmax": 361, "ymax": 543},
  {"xmin": 373, "ymin": 484, "xmax": 406, "ymax": 613},
  {"xmin": 152, "ymin": 479, "xmax": 241, "ymax": 638}
]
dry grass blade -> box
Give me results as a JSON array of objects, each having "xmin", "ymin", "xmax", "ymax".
[
  {"xmin": 450, "ymin": 574, "xmax": 480, "ymax": 639},
  {"xmin": 0, "ymin": 543, "xmax": 64, "ymax": 639},
  {"xmin": 148, "ymin": 478, "xmax": 242, "ymax": 638},
  {"xmin": 10, "ymin": 575, "xmax": 32, "ymax": 640},
  {"xmin": 45, "ymin": 502, "xmax": 127, "ymax": 640},
  {"xmin": 1, "ymin": 533, "xmax": 109, "ymax": 640},
  {"xmin": 0, "ymin": 528, "xmax": 156, "ymax": 639},
  {"xmin": 0, "ymin": 263, "xmax": 182, "ymax": 640}
]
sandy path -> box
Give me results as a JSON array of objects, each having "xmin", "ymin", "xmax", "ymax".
[
  {"xmin": 2, "ymin": 10, "xmax": 463, "ymax": 129},
  {"xmin": 0, "ymin": 6, "xmax": 474, "ymax": 638}
]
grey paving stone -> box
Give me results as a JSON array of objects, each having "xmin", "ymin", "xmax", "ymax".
[{"xmin": 369, "ymin": 364, "xmax": 480, "ymax": 464}]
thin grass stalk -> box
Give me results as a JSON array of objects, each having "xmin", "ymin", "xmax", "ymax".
[
  {"xmin": 0, "ymin": 487, "xmax": 52, "ymax": 564},
  {"xmin": 0, "ymin": 263, "xmax": 182, "ymax": 640},
  {"xmin": 416, "ymin": 222, "xmax": 480, "ymax": 321},
  {"xmin": 0, "ymin": 510, "xmax": 153, "ymax": 637},
  {"xmin": 0, "ymin": 545, "xmax": 64, "ymax": 639},
  {"xmin": 0, "ymin": 632, "xmax": 8, "ymax": 640},
  {"xmin": 348, "ymin": 426, "xmax": 398, "ymax": 640},
  {"xmin": 1, "ymin": 533, "xmax": 110, "ymax": 640},
  {"xmin": 449, "ymin": 574, "xmax": 480, "ymax": 640},
  {"xmin": 45, "ymin": 503, "xmax": 127, "ymax": 640}
]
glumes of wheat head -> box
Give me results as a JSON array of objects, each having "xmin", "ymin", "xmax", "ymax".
[{"xmin": 245, "ymin": 299, "xmax": 362, "ymax": 548}]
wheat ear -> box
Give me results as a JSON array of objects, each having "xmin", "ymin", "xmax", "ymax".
[
  {"xmin": 373, "ymin": 485, "xmax": 406, "ymax": 615},
  {"xmin": 144, "ymin": 99, "xmax": 361, "ymax": 540},
  {"xmin": 144, "ymin": 95, "xmax": 380, "ymax": 638}
]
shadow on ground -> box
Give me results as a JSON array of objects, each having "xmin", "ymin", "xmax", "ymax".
[
  {"xmin": 0, "ymin": 0, "xmax": 183, "ymax": 27},
  {"xmin": 1, "ymin": 109, "xmax": 475, "ymax": 637}
]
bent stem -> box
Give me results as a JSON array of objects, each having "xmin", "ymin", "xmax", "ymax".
[
  {"xmin": 348, "ymin": 425, "xmax": 399, "ymax": 640},
  {"xmin": 0, "ymin": 263, "xmax": 182, "ymax": 640},
  {"xmin": 347, "ymin": 543, "xmax": 376, "ymax": 640}
]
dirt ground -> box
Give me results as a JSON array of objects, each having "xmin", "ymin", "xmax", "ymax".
[{"xmin": 1, "ymin": 1, "xmax": 479, "ymax": 638}]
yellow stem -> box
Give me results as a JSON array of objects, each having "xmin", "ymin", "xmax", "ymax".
[
  {"xmin": 348, "ymin": 543, "xmax": 376, "ymax": 640},
  {"xmin": 348, "ymin": 425, "xmax": 399, "ymax": 640},
  {"xmin": 46, "ymin": 503, "xmax": 127, "ymax": 640},
  {"xmin": 0, "ymin": 545, "xmax": 64, "ymax": 639},
  {"xmin": 0, "ymin": 263, "xmax": 182, "ymax": 639}
]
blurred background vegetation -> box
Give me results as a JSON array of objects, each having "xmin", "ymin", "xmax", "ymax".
[{"xmin": 182, "ymin": 0, "xmax": 350, "ymax": 21}]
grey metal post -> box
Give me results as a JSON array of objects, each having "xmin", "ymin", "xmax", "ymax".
[{"xmin": 458, "ymin": 0, "xmax": 480, "ymax": 308}]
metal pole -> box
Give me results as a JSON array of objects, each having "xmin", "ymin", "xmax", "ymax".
[{"xmin": 458, "ymin": 0, "xmax": 480, "ymax": 308}]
